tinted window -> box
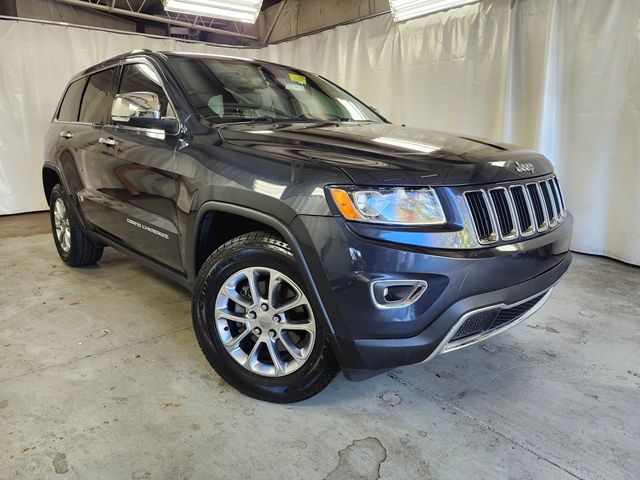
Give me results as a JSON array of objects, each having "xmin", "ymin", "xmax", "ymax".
[
  {"xmin": 79, "ymin": 68, "xmax": 116, "ymax": 124},
  {"xmin": 57, "ymin": 78, "xmax": 86, "ymax": 122},
  {"xmin": 118, "ymin": 64, "xmax": 172, "ymax": 117},
  {"xmin": 167, "ymin": 56, "xmax": 381, "ymax": 124}
]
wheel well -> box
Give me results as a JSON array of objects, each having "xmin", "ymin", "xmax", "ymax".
[
  {"xmin": 42, "ymin": 168, "xmax": 61, "ymax": 206},
  {"xmin": 195, "ymin": 211, "xmax": 281, "ymax": 273}
]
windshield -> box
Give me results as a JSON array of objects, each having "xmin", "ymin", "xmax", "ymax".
[{"xmin": 167, "ymin": 56, "xmax": 383, "ymax": 124}]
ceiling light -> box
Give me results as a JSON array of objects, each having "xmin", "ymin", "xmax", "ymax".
[
  {"xmin": 389, "ymin": 0, "xmax": 479, "ymax": 22},
  {"xmin": 162, "ymin": 0, "xmax": 263, "ymax": 24}
]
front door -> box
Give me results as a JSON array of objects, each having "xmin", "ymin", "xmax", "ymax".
[{"xmin": 94, "ymin": 62, "xmax": 184, "ymax": 272}]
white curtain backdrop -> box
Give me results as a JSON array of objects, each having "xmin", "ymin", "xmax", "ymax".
[{"xmin": 0, "ymin": 0, "xmax": 638, "ymax": 264}]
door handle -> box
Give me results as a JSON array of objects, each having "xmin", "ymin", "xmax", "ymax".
[
  {"xmin": 59, "ymin": 131, "xmax": 73, "ymax": 139},
  {"xmin": 99, "ymin": 137, "xmax": 118, "ymax": 147}
]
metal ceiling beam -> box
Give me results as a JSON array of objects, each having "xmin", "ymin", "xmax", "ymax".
[
  {"xmin": 54, "ymin": 0, "xmax": 258, "ymax": 40},
  {"xmin": 262, "ymin": 0, "xmax": 286, "ymax": 45}
]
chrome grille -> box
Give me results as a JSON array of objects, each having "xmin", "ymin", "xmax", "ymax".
[
  {"xmin": 539, "ymin": 180, "xmax": 557, "ymax": 226},
  {"xmin": 553, "ymin": 177, "xmax": 565, "ymax": 211},
  {"xmin": 488, "ymin": 188, "xmax": 517, "ymax": 239},
  {"xmin": 509, "ymin": 185, "xmax": 535, "ymax": 236},
  {"xmin": 464, "ymin": 176, "xmax": 567, "ymax": 244},
  {"xmin": 465, "ymin": 191, "xmax": 497, "ymax": 243},
  {"xmin": 526, "ymin": 183, "xmax": 548, "ymax": 231}
]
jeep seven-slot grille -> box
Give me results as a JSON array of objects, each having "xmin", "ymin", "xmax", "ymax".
[
  {"xmin": 510, "ymin": 186, "xmax": 534, "ymax": 235},
  {"xmin": 526, "ymin": 184, "xmax": 547, "ymax": 230},
  {"xmin": 464, "ymin": 176, "xmax": 566, "ymax": 244},
  {"xmin": 541, "ymin": 181, "xmax": 556, "ymax": 224},
  {"xmin": 465, "ymin": 191, "xmax": 496, "ymax": 243},
  {"xmin": 489, "ymin": 189, "xmax": 516, "ymax": 238}
]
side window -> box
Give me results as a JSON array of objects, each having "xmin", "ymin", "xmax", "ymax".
[
  {"xmin": 118, "ymin": 64, "xmax": 174, "ymax": 118},
  {"xmin": 79, "ymin": 68, "xmax": 116, "ymax": 124},
  {"xmin": 57, "ymin": 78, "xmax": 86, "ymax": 122}
]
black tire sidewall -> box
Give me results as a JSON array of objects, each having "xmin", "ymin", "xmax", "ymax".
[
  {"xmin": 192, "ymin": 235, "xmax": 336, "ymax": 402},
  {"xmin": 49, "ymin": 184, "xmax": 102, "ymax": 267}
]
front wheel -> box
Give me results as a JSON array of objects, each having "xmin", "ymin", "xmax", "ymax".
[{"xmin": 191, "ymin": 231, "xmax": 338, "ymax": 403}]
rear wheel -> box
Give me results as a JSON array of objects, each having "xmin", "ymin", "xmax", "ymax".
[
  {"xmin": 192, "ymin": 231, "xmax": 338, "ymax": 403},
  {"xmin": 49, "ymin": 184, "xmax": 103, "ymax": 267}
]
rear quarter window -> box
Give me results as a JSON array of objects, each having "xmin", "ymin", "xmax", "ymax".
[{"xmin": 57, "ymin": 78, "xmax": 86, "ymax": 122}]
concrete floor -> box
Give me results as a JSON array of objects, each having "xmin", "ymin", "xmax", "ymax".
[{"xmin": 1, "ymin": 213, "xmax": 639, "ymax": 480}]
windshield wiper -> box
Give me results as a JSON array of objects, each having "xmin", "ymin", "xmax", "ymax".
[
  {"xmin": 250, "ymin": 116, "xmax": 277, "ymax": 124},
  {"xmin": 328, "ymin": 116, "xmax": 377, "ymax": 123},
  {"xmin": 216, "ymin": 116, "xmax": 319, "ymax": 126}
]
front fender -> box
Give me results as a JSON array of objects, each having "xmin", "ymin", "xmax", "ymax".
[{"xmin": 186, "ymin": 201, "xmax": 358, "ymax": 370}]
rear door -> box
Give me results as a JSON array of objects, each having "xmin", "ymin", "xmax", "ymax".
[
  {"xmin": 56, "ymin": 69, "xmax": 119, "ymax": 228},
  {"xmin": 50, "ymin": 76, "xmax": 87, "ymax": 192},
  {"xmin": 70, "ymin": 67, "xmax": 120, "ymax": 231},
  {"xmin": 94, "ymin": 60, "xmax": 184, "ymax": 272}
]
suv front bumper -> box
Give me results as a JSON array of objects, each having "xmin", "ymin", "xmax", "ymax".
[{"xmin": 293, "ymin": 213, "xmax": 573, "ymax": 377}]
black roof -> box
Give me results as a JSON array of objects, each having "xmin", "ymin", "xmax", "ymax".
[
  {"xmin": 69, "ymin": 49, "xmax": 314, "ymax": 85},
  {"xmin": 70, "ymin": 49, "xmax": 284, "ymax": 82}
]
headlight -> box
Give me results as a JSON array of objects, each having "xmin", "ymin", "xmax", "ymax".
[{"xmin": 329, "ymin": 186, "xmax": 446, "ymax": 225}]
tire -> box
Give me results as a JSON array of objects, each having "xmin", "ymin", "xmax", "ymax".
[
  {"xmin": 192, "ymin": 231, "xmax": 339, "ymax": 403},
  {"xmin": 49, "ymin": 184, "xmax": 103, "ymax": 267}
]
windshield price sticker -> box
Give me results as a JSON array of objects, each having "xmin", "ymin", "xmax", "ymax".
[{"xmin": 288, "ymin": 73, "xmax": 307, "ymax": 85}]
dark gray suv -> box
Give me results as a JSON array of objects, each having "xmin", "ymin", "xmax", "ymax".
[{"xmin": 43, "ymin": 50, "xmax": 573, "ymax": 402}]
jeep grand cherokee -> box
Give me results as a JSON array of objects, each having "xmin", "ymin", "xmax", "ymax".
[{"xmin": 43, "ymin": 50, "xmax": 573, "ymax": 402}]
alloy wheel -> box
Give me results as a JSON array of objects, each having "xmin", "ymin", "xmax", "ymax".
[
  {"xmin": 53, "ymin": 197, "xmax": 71, "ymax": 253},
  {"xmin": 214, "ymin": 266, "xmax": 316, "ymax": 377}
]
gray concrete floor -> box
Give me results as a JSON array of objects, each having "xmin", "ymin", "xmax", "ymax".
[{"xmin": 1, "ymin": 216, "xmax": 639, "ymax": 480}]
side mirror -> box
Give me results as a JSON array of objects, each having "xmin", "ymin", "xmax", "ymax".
[{"xmin": 111, "ymin": 92, "xmax": 177, "ymax": 132}]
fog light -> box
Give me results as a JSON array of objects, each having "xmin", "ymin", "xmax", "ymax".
[{"xmin": 370, "ymin": 279, "xmax": 428, "ymax": 309}]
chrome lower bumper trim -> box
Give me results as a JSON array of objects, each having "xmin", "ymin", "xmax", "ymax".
[{"xmin": 422, "ymin": 287, "xmax": 555, "ymax": 363}]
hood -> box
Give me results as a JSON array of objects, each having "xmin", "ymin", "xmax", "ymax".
[{"xmin": 218, "ymin": 122, "xmax": 553, "ymax": 186}]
